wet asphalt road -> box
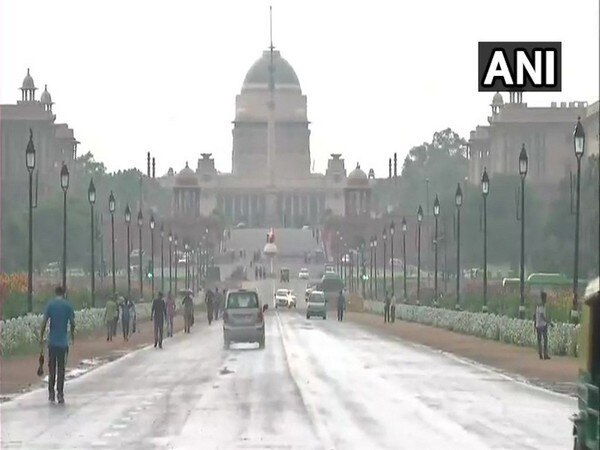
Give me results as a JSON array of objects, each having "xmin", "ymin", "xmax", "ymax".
[{"xmin": 1, "ymin": 279, "xmax": 575, "ymax": 449}]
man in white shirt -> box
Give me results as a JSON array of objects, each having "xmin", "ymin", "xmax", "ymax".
[{"xmin": 534, "ymin": 291, "xmax": 550, "ymax": 360}]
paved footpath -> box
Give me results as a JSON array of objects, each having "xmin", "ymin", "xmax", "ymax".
[{"xmin": 347, "ymin": 311, "xmax": 578, "ymax": 395}]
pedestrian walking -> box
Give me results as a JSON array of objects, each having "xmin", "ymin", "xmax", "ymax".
[
  {"xmin": 166, "ymin": 292, "xmax": 176, "ymax": 337},
  {"xmin": 119, "ymin": 296, "xmax": 130, "ymax": 341},
  {"xmin": 384, "ymin": 291, "xmax": 391, "ymax": 323},
  {"xmin": 214, "ymin": 288, "xmax": 222, "ymax": 321},
  {"xmin": 534, "ymin": 291, "xmax": 551, "ymax": 360},
  {"xmin": 39, "ymin": 285, "xmax": 75, "ymax": 404},
  {"xmin": 337, "ymin": 290, "xmax": 346, "ymax": 321},
  {"xmin": 205, "ymin": 288, "xmax": 214, "ymax": 325},
  {"xmin": 112, "ymin": 296, "xmax": 119, "ymax": 337},
  {"xmin": 129, "ymin": 299, "xmax": 137, "ymax": 334},
  {"xmin": 182, "ymin": 292, "xmax": 194, "ymax": 333},
  {"xmin": 151, "ymin": 292, "xmax": 166, "ymax": 349},
  {"xmin": 104, "ymin": 296, "xmax": 117, "ymax": 341},
  {"xmin": 390, "ymin": 293, "xmax": 396, "ymax": 323}
]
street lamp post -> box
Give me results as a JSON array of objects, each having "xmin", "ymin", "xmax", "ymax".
[
  {"xmin": 109, "ymin": 191, "xmax": 116, "ymax": 296},
  {"xmin": 360, "ymin": 243, "xmax": 366, "ymax": 298},
  {"xmin": 88, "ymin": 179, "xmax": 96, "ymax": 307},
  {"xmin": 572, "ymin": 118, "xmax": 585, "ymax": 322},
  {"xmin": 390, "ymin": 221, "xmax": 395, "ymax": 298},
  {"xmin": 168, "ymin": 231, "xmax": 173, "ymax": 293},
  {"xmin": 401, "ymin": 217, "xmax": 407, "ymax": 301},
  {"xmin": 150, "ymin": 215, "xmax": 155, "ymax": 299},
  {"xmin": 174, "ymin": 236, "xmax": 179, "ymax": 294},
  {"xmin": 518, "ymin": 145, "xmax": 528, "ymax": 318},
  {"xmin": 125, "ymin": 205, "xmax": 131, "ymax": 300},
  {"xmin": 433, "ymin": 197, "xmax": 440, "ymax": 306},
  {"xmin": 369, "ymin": 237, "xmax": 374, "ymax": 299},
  {"xmin": 26, "ymin": 130, "xmax": 36, "ymax": 313},
  {"xmin": 137, "ymin": 210, "xmax": 144, "ymax": 300},
  {"xmin": 417, "ymin": 206, "xmax": 423, "ymax": 305},
  {"xmin": 184, "ymin": 243, "xmax": 190, "ymax": 289},
  {"xmin": 160, "ymin": 225, "xmax": 165, "ymax": 293},
  {"xmin": 481, "ymin": 169, "xmax": 490, "ymax": 313},
  {"xmin": 382, "ymin": 226, "xmax": 387, "ymax": 297},
  {"xmin": 373, "ymin": 237, "xmax": 378, "ymax": 300},
  {"xmin": 60, "ymin": 163, "xmax": 69, "ymax": 292},
  {"xmin": 455, "ymin": 183, "xmax": 463, "ymax": 310}
]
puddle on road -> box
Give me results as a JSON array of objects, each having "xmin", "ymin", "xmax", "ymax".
[{"xmin": 220, "ymin": 366, "xmax": 234, "ymax": 375}]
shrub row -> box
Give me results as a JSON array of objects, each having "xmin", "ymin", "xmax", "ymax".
[
  {"xmin": 0, "ymin": 303, "xmax": 152, "ymax": 356},
  {"xmin": 363, "ymin": 300, "xmax": 579, "ymax": 357}
]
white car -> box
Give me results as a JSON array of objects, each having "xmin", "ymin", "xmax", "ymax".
[
  {"xmin": 299, "ymin": 268, "xmax": 310, "ymax": 280},
  {"xmin": 274, "ymin": 289, "xmax": 296, "ymax": 308}
]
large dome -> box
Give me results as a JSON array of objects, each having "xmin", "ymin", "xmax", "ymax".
[{"xmin": 242, "ymin": 50, "xmax": 301, "ymax": 91}]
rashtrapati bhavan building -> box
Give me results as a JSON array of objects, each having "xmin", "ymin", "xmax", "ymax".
[{"xmin": 159, "ymin": 48, "xmax": 373, "ymax": 227}]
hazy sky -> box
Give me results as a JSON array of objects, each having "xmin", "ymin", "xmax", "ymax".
[{"xmin": 1, "ymin": 0, "xmax": 598, "ymax": 176}]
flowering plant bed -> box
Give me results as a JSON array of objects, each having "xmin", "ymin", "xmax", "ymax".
[{"xmin": 363, "ymin": 300, "xmax": 579, "ymax": 357}]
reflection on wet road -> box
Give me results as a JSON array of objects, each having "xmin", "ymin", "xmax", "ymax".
[{"xmin": 0, "ymin": 280, "xmax": 574, "ymax": 449}]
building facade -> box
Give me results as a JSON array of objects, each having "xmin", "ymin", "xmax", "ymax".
[
  {"xmin": 160, "ymin": 48, "xmax": 372, "ymax": 228},
  {"xmin": 468, "ymin": 92, "xmax": 599, "ymax": 191},
  {"xmin": 0, "ymin": 70, "xmax": 79, "ymax": 270}
]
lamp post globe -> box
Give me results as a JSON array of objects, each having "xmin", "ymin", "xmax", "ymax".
[
  {"xmin": 26, "ymin": 129, "xmax": 36, "ymax": 172},
  {"xmin": 137, "ymin": 210, "xmax": 143, "ymax": 228},
  {"xmin": 60, "ymin": 163, "xmax": 69, "ymax": 192},
  {"xmin": 519, "ymin": 144, "xmax": 528, "ymax": 178},
  {"xmin": 482, "ymin": 169, "xmax": 490, "ymax": 196},
  {"xmin": 124, "ymin": 205, "xmax": 131, "ymax": 224},
  {"xmin": 88, "ymin": 179, "xmax": 96, "ymax": 205},
  {"xmin": 108, "ymin": 191, "xmax": 115, "ymax": 214},
  {"xmin": 433, "ymin": 196, "xmax": 440, "ymax": 217},
  {"xmin": 573, "ymin": 116, "xmax": 585, "ymax": 159},
  {"xmin": 455, "ymin": 183, "xmax": 463, "ymax": 207}
]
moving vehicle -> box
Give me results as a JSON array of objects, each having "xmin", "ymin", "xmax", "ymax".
[
  {"xmin": 274, "ymin": 289, "xmax": 296, "ymax": 308},
  {"xmin": 324, "ymin": 264, "xmax": 336, "ymax": 274},
  {"xmin": 223, "ymin": 289, "xmax": 266, "ymax": 349},
  {"xmin": 306, "ymin": 290, "xmax": 327, "ymax": 320},
  {"xmin": 320, "ymin": 272, "xmax": 344, "ymax": 306},
  {"xmin": 280, "ymin": 268, "xmax": 290, "ymax": 283},
  {"xmin": 572, "ymin": 277, "xmax": 600, "ymax": 449},
  {"xmin": 299, "ymin": 268, "xmax": 310, "ymax": 280}
]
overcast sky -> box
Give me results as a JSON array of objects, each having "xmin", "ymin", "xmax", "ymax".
[{"xmin": 1, "ymin": 0, "xmax": 598, "ymax": 176}]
